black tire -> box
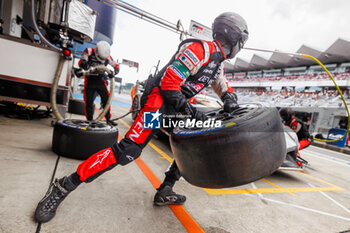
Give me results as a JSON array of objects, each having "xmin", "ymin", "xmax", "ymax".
[
  {"xmin": 68, "ymin": 99, "xmax": 84, "ymax": 115},
  {"xmin": 52, "ymin": 119, "xmax": 119, "ymax": 160},
  {"xmin": 170, "ymin": 104, "xmax": 286, "ymax": 189},
  {"xmin": 131, "ymin": 95, "xmax": 140, "ymax": 120},
  {"xmin": 68, "ymin": 98, "xmax": 95, "ymax": 116}
]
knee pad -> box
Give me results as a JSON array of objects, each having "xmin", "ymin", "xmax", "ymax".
[
  {"xmin": 112, "ymin": 138, "xmax": 142, "ymax": 166},
  {"xmin": 77, "ymin": 148, "xmax": 117, "ymax": 182}
]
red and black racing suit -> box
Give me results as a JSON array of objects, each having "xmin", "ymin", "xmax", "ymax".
[
  {"xmin": 285, "ymin": 116, "xmax": 311, "ymax": 165},
  {"xmin": 75, "ymin": 39, "xmax": 235, "ymax": 184},
  {"xmin": 78, "ymin": 48, "xmax": 120, "ymax": 122},
  {"xmin": 287, "ymin": 116, "xmax": 311, "ymax": 150}
]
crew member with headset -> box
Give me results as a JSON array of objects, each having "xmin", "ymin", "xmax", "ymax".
[{"xmin": 76, "ymin": 40, "xmax": 119, "ymax": 126}]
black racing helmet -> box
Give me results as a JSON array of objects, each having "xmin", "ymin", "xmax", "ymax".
[
  {"xmin": 212, "ymin": 12, "xmax": 249, "ymax": 59},
  {"xmin": 279, "ymin": 108, "xmax": 292, "ymax": 122}
]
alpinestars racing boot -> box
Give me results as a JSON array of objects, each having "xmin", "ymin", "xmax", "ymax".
[
  {"xmin": 153, "ymin": 185, "xmax": 186, "ymax": 206},
  {"xmin": 34, "ymin": 177, "xmax": 72, "ymax": 223}
]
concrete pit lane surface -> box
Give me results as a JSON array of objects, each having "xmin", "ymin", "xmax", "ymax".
[{"xmin": 0, "ymin": 103, "xmax": 350, "ymax": 233}]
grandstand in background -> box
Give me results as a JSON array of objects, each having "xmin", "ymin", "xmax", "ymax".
[{"xmin": 224, "ymin": 38, "xmax": 350, "ymax": 138}]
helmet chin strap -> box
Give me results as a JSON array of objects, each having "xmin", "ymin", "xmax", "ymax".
[
  {"xmin": 217, "ymin": 39, "xmax": 234, "ymax": 59},
  {"xmin": 222, "ymin": 45, "xmax": 231, "ymax": 58},
  {"xmin": 227, "ymin": 42, "xmax": 241, "ymax": 59},
  {"xmin": 216, "ymin": 36, "xmax": 242, "ymax": 59}
]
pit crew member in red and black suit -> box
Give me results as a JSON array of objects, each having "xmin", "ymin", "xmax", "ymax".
[
  {"xmin": 76, "ymin": 40, "xmax": 119, "ymax": 126},
  {"xmin": 34, "ymin": 12, "xmax": 249, "ymax": 223},
  {"xmin": 280, "ymin": 108, "xmax": 312, "ymax": 165}
]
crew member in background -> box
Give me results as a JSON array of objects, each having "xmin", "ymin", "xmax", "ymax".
[
  {"xmin": 280, "ymin": 108, "xmax": 311, "ymax": 165},
  {"xmin": 76, "ymin": 40, "xmax": 119, "ymax": 126},
  {"xmin": 305, "ymin": 115, "xmax": 311, "ymax": 129},
  {"xmin": 338, "ymin": 118, "xmax": 349, "ymax": 146},
  {"xmin": 34, "ymin": 12, "xmax": 248, "ymax": 223}
]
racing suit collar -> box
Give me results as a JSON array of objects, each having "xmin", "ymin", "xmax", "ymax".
[{"xmin": 214, "ymin": 39, "xmax": 227, "ymax": 60}]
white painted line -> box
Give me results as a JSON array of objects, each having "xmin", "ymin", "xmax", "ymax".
[
  {"xmin": 245, "ymin": 193, "xmax": 350, "ymax": 222},
  {"xmin": 301, "ymin": 151, "xmax": 350, "ymax": 167},
  {"xmin": 308, "ymin": 183, "xmax": 350, "ymax": 215},
  {"xmin": 305, "ymin": 147, "xmax": 350, "ymax": 163},
  {"xmin": 309, "ymin": 145, "xmax": 350, "ymax": 158},
  {"xmin": 306, "ymin": 146, "xmax": 350, "ymax": 163},
  {"xmin": 251, "ymin": 182, "xmax": 264, "ymax": 199},
  {"xmin": 263, "ymin": 197, "xmax": 350, "ymax": 222}
]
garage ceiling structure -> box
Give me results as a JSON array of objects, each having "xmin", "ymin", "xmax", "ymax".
[{"xmin": 225, "ymin": 38, "xmax": 350, "ymax": 73}]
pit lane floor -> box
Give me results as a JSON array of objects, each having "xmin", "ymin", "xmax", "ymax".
[{"xmin": 0, "ymin": 104, "xmax": 350, "ymax": 233}]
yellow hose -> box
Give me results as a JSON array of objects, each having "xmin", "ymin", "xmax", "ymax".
[
  {"xmin": 243, "ymin": 47, "xmax": 350, "ymax": 143},
  {"xmin": 301, "ymin": 54, "xmax": 350, "ymax": 143}
]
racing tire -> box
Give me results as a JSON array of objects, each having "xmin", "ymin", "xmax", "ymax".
[
  {"xmin": 170, "ymin": 104, "xmax": 286, "ymax": 189},
  {"xmin": 52, "ymin": 119, "xmax": 119, "ymax": 160},
  {"xmin": 67, "ymin": 98, "xmax": 95, "ymax": 116},
  {"xmin": 131, "ymin": 95, "xmax": 140, "ymax": 120}
]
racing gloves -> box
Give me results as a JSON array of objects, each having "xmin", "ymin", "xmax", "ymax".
[
  {"xmin": 108, "ymin": 67, "xmax": 119, "ymax": 79},
  {"xmin": 160, "ymin": 89, "xmax": 208, "ymax": 121},
  {"xmin": 108, "ymin": 71, "xmax": 115, "ymax": 79},
  {"xmin": 74, "ymin": 68, "xmax": 84, "ymax": 78},
  {"xmin": 221, "ymin": 91, "xmax": 239, "ymax": 113},
  {"xmin": 183, "ymin": 102, "xmax": 208, "ymax": 122},
  {"xmin": 79, "ymin": 59, "xmax": 89, "ymax": 70}
]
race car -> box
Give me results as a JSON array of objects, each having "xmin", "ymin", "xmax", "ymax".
[{"xmin": 279, "ymin": 125, "xmax": 309, "ymax": 171}]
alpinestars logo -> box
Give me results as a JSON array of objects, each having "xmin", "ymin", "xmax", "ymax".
[
  {"xmin": 126, "ymin": 155, "xmax": 134, "ymax": 161},
  {"xmin": 208, "ymin": 61, "xmax": 216, "ymax": 68},
  {"xmin": 89, "ymin": 149, "xmax": 111, "ymax": 169}
]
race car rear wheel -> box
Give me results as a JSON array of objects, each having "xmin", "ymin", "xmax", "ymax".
[
  {"xmin": 52, "ymin": 119, "xmax": 119, "ymax": 160},
  {"xmin": 131, "ymin": 95, "xmax": 140, "ymax": 120},
  {"xmin": 170, "ymin": 104, "xmax": 286, "ymax": 189}
]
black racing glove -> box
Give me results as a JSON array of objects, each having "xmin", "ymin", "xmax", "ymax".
[
  {"xmin": 183, "ymin": 102, "xmax": 208, "ymax": 121},
  {"xmin": 160, "ymin": 89, "xmax": 207, "ymax": 121},
  {"xmin": 74, "ymin": 68, "xmax": 84, "ymax": 78},
  {"xmin": 221, "ymin": 92, "xmax": 239, "ymax": 113},
  {"xmin": 114, "ymin": 67, "xmax": 120, "ymax": 75},
  {"xmin": 79, "ymin": 60, "xmax": 89, "ymax": 70},
  {"xmin": 108, "ymin": 70, "xmax": 115, "ymax": 79}
]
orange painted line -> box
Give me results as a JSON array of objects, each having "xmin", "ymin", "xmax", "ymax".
[
  {"xmin": 116, "ymin": 127, "xmax": 204, "ymax": 233},
  {"xmin": 96, "ymin": 107, "xmax": 204, "ymax": 232},
  {"xmin": 134, "ymin": 157, "xmax": 161, "ymax": 189}
]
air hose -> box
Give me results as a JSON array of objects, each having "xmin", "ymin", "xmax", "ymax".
[
  {"xmin": 31, "ymin": 0, "xmax": 115, "ymax": 122},
  {"xmin": 110, "ymin": 109, "xmax": 139, "ymax": 121},
  {"xmin": 243, "ymin": 47, "xmax": 350, "ymax": 143},
  {"xmin": 50, "ymin": 57, "xmax": 66, "ymax": 121},
  {"xmin": 30, "ymin": 0, "xmax": 61, "ymax": 52},
  {"xmin": 31, "ymin": 0, "xmax": 65, "ymax": 120},
  {"xmin": 301, "ymin": 54, "xmax": 350, "ymax": 143}
]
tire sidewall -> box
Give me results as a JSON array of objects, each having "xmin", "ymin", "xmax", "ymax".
[
  {"xmin": 52, "ymin": 119, "xmax": 119, "ymax": 160},
  {"xmin": 170, "ymin": 105, "xmax": 286, "ymax": 188}
]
